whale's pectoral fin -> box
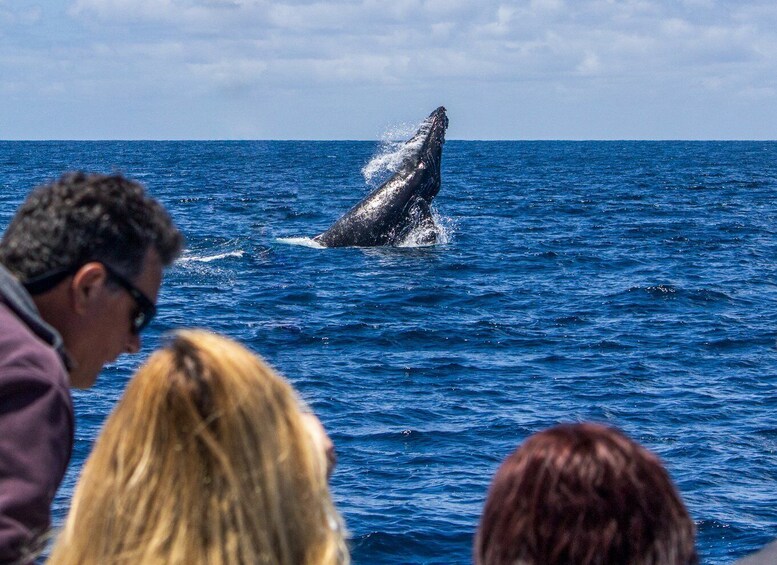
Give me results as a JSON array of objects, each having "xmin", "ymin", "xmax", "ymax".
[{"xmin": 397, "ymin": 198, "xmax": 438, "ymax": 246}]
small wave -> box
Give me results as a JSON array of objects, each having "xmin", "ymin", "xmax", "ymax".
[
  {"xmin": 703, "ymin": 337, "xmax": 757, "ymax": 350},
  {"xmin": 179, "ymin": 250, "xmax": 245, "ymax": 263},
  {"xmin": 689, "ymin": 289, "xmax": 732, "ymax": 303},
  {"xmin": 645, "ymin": 284, "xmax": 677, "ymax": 295},
  {"xmin": 620, "ymin": 285, "xmax": 733, "ymax": 305},
  {"xmin": 592, "ymin": 339, "xmax": 633, "ymax": 351},
  {"xmin": 554, "ymin": 315, "xmax": 587, "ymax": 325},
  {"xmin": 276, "ymin": 237, "xmax": 325, "ymax": 248}
]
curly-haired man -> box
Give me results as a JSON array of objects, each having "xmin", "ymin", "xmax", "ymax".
[{"xmin": 0, "ymin": 172, "xmax": 183, "ymax": 563}]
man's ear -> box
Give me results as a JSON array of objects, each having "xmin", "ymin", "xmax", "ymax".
[{"xmin": 69, "ymin": 262, "xmax": 108, "ymax": 314}]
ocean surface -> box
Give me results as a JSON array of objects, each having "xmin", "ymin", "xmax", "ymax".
[{"xmin": 1, "ymin": 139, "xmax": 776, "ymax": 564}]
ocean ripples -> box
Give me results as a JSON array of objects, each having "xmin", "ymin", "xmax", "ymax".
[{"xmin": 4, "ymin": 140, "xmax": 770, "ymax": 565}]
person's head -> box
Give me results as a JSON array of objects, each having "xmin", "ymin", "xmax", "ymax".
[
  {"xmin": 0, "ymin": 172, "xmax": 183, "ymax": 387},
  {"xmin": 48, "ymin": 329, "xmax": 348, "ymax": 565},
  {"xmin": 475, "ymin": 423, "xmax": 697, "ymax": 565}
]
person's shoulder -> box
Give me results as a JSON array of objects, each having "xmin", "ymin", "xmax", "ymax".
[
  {"xmin": 736, "ymin": 539, "xmax": 777, "ymax": 565},
  {"xmin": 0, "ymin": 302, "xmax": 68, "ymax": 389}
]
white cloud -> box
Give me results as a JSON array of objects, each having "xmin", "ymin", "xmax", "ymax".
[
  {"xmin": 576, "ymin": 52, "xmax": 602, "ymax": 76},
  {"xmin": 661, "ymin": 17, "xmax": 692, "ymax": 35},
  {"xmin": 69, "ymin": 0, "xmax": 176, "ymax": 20},
  {"xmin": 68, "ymin": 0, "xmax": 256, "ymax": 27},
  {"xmin": 188, "ymin": 58, "xmax": 268, "ymax": 89},
  {"xmin": 740, "ymin": 85, "xmax": 777, "ymax": 100},
  {"xmin": 1, "ymin": 0, "xmax": 776, "ymax": 137},
  {"xmin": 268, "ymin": 3, "xmax": 355, "ymax": 30},
  {"xmin": 530, "ymin": 0, "xmax": 565, "ymax": 13},
  {"xmin": 53, "ymin": 1, "xmax": 777, "ymax": 88},
  {"xmin": 0, "ymin": 3, "xmax": 42, "ymax": 26}
]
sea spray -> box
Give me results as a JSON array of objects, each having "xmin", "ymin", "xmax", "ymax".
[
  {"xmin": 178, "ymin": 250, "xmax": 245, "ymax": 263},
  {"xmin": 361, "ymin": 121, "xmax": 426, "ymax": 187}
]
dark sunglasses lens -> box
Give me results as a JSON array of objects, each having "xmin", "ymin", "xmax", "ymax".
[
  {"xmin": 133, "ymin": 312, "xmax": 145, "ymax": 334},
  {"xmin": 102, "ymin": 265, "xmax": 156, "ymax": 334},
  {"xmin": 132, "ymin": 306, "xmax": 155, "ymax": 334}
]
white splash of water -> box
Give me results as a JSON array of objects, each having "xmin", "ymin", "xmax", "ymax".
[
  {"xmin": 179, "ymin": 250, "xmax": 245, "ymax": 263},
  {"xmin": 276, "ymin": 237, "xmax": 325, "ymax": 248},
  {"xmin": 361, "ymin": 120, "xmax": 429, "ymax": 187},
  {"xmin": 396, "ymin": 208, "xmax": 453, "ymax": 248}
]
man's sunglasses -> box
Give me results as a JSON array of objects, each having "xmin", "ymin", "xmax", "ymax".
[
  {"xmin": 23, "ymin": 262, "xmax": 156, "ymax": 334},
  {"xmin": 101, "ymin": 264, "xmax": 157, "ymax": 334}
]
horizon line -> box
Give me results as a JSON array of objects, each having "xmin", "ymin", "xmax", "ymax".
[{"xmin": 2, "ymin": 138, "xmax": 776, "ymax": 143}]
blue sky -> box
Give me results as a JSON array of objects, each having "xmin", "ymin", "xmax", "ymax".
[{"xmin": 2, "ymin": 0, "xmax": 776, "ymax": 139}]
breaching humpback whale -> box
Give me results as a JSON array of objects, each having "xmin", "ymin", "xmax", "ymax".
[{"xmin": 314, "ymin": 106, "xmax": 448, "ymax": 247}]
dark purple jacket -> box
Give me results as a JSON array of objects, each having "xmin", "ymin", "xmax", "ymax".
[{"xmin": 0, "ymin": 265, "xmax": 73, "ymax": 564}]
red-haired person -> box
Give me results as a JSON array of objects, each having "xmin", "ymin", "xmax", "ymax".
[{"xmin": 475, "ymin": 423, "xmax": 698, "ymax": 565}]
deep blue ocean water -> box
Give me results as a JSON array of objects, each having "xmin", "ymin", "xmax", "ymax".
[{"xmin": 1, "ymin": 139, "xmax": 776, "ymax": 564}]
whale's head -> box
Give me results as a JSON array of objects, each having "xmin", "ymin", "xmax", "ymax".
[
  {"xmin": 404, "ymin": 106, "xmax": 448, "ymax": 157},
  {"xmin": 427, "ymin": 106, "xmax": 448, "ymax": 137},
  {"xmin": 419, "ymin": 106, "xmax": 448, "ymax": 155},
  {"xmin": 413, "ymin": 106, "xmax": 447, "ymax": 202}
]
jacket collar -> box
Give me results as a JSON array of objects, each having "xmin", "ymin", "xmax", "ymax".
[{"xmin": 0, "ymin": 263, "xmax": 73, "ymax": 371}]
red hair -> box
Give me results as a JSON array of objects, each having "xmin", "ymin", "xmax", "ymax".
[{"xmin": 475, "ymin": 423, "xmax": 697, "ymax": 565}]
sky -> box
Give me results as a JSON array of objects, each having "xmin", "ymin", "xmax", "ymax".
[{"xmin": 1, "ymin": 0, "xmax": 777, "ymax": 140}]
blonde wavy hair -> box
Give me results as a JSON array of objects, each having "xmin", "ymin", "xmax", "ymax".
[{"xmin": 48, "ymin": 330, "xmax": 348, "ymax": 565}]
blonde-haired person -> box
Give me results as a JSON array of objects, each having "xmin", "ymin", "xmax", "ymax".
[{"xmin": 48, "ymin": 329, "xmax": 348, "ymax": 565}]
